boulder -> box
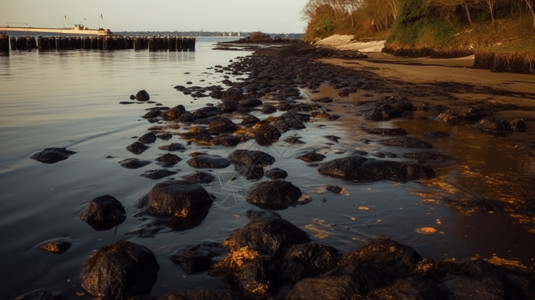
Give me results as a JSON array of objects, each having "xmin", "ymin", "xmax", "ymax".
[
  {"xmin": 141, "ymin": 169, "xmax": 177, "ymax": 180},
  {"xmin": 365, "ymin": 96, "xmax": 414, "ymax": 121},
  {"xmin": 138, "ymin": 132, "xmax": 157, "ymax": 144},
  {"xmin": 281, "ymin": 243, "xmax": 340, "ymax": 282},
  {"xmin": 80, "ymin": 195, "xmax": 126, "ymax": 230},
  {"xmin": 236, "ymin": 164, "xmax": 264, "ymax": 180},
  {"xmin": 182, "ymin": 171, "xmax": 216, "ymax": 183},
  {"xmin": 228, "ymin": 149, "xmax": 275, "ymax": 166},
  {"xmin": 378, "ymin": 137, "xmax": 433, "ymax": 149},
  {"xmin": 254, "ymin": 124, "xmax": 281, "ymax": 146},
  {"xmin": 187, "ymin": 155, "xmax": 231, "ymax": 169},
  {"xmin": 126, "ymin": 142, "xmax": 148, "ymax": 154},
  {"xmin": 138, "ymin": 180, "xmax": 212, "ymax": 230},
  {"xmin": 245, "ymin": 180, "xmax": 302, "ymax": 209},
  {"xmin": 170, "ymin": 242, "xmax": 225, "ymax": 274},
  {"xmin": 31, "ymin": 147, "xmax": 76, "ymax": 164},
  {"xmin": 156, "ymin": 153, "xmax": 182, "ymax": 166},
  {"xmin": 318, "ymin": 156, "xmax": 435, "ymax": 181},
  {"xmin": 119, "ymin": 158, "xmax": 150, "ymax": 169},
  {"xmin": 208, "ymin": 117, "xmax": 238, "ymax": 134},
  {"xmin": 80, "ymin": 241, "xmax": 159, "ymax": 299},
  {"xmin": 241, "ymin": 114, "xmax": 260, "ymax": 127},
  {"xmin": 135, "ymin": 90, "xmax": 150, "ymax": 101},
  {"xmin": 438, "ymin": 107, "xmax": 483, "ymax": 125},
  {"xmin": 159, "ymin": 143, "xmax": 187, "ymax": 151},
  {"xmin": 265, "ymin": 168, "xmax": 288, "ymax": 180},
  {"xmin": 298, "ymin": 152, "xmax": 326, "ymax": 162}
]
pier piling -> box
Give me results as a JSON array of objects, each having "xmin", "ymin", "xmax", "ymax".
[{"xmin": 0, "ymin": 33, "xmax": 9, "ymax": 54}]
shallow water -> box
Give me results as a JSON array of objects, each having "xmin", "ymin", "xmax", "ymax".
[{"xmin": 0, "ymin": 37, "xmax": 533, "ymax": 299}]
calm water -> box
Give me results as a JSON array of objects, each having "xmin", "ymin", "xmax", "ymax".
[{"xmin": 0, "ymin": 37, "xmax": 533, "ymax": 299}]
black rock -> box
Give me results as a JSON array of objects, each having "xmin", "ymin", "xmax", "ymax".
[
  {"xmin": 138, "ymin": 132, "xmax": 157, "ymax": 144},
  {"xmin": 159, "ymin": 143, "xmax": 187, "ymax": 151},
  {"xmin": 298, "ymin": 152, "xmax": 326, "ymax": 162},
  {"xmin": 326, "ymin": 185, "xmax": 344, "ymax": 194},
  {"xmin": 208, "ymin": 117, "xmax": 238, "ymax": 134},
  {"xmin": 228, "ymin": 149, "xmax": 275, "ymax": 166},
  {"xmin": 187, "ymin": 155, "xmax": 231, "ymax": 169},
  {"xmin": 239, "ymin": 98, "xmax": 262, "ymax": 108},
  {"xmin": 80, "ymin": 195, "xmax": 126, "ymax": 230},
  {"xmin": 138, "ymin": 180, "xmax": 212, "ymax": 230},
  {"xmin": 118, "ymin": 158, "xmax": 151, "ymax": 169},
  {"xmin": 262, "ymin": 104, "xmax": 277, "ymax": 114},
  {"xmin": 141, "ymin": 169, "xmax": 177, "ymax": 180},
  {"xmin": 126, "ymin": 142, "xmax": 149, "ymax": 154},
  {"xmin": 254, "ymin": 124, "xmax": 281, "ymax": 146},
  {"xmin": 221, "ymin": 100, "xmax": 238, "ymax": 112},
  {"xmin": 170, "ymin": 242, "xmax": 225, "ymax": 274},
  {"xmin": 365, "ymin": 96, "xmax": 414, "ymax": 121},
  {"xmin": 31, "ymin": 147, "xmax": 76, "ymax": 164},
  {"xmin": 135, "ymin": 90, "xmax": 150, "ymax": 101},
  {"xmin": 193, "ymin": 106, "xmax": 222, "ymax": 119},
  {"xmin": 378, "ymin": 137, "xmax": 433, "ymax": 149},
  {"xmin": 182, "ymin": 171, "xmax": 216, "ymax": 183},
  {"xmin": 237, "ymin": 164, "xmax": 264, "ymax": 180},
  {"xmin": 318, "ymin": 155, "xmax": 435, "ymax": 181},
  {"xmin": 241, "ymin": 114, "xmax": 260, "ymax": 127},
  {"xmin": 38, "ymin": 238, "xmax": 72, "ymax": 254},
  {"xmin": 281, "ymin": 243, "xmax": 340, "ymax": 282},
  {"xmin": 156, "ymin": 153, "xmax": 182, "ymax": 166},
  {"xmin": 284, "ymin": 136, "xmax": 305, "ymax": 144},
  {"xmin": 265, "ymin": 168, "xmax": 288, "ymax": 180},
  {"xmin": 80, "ymin": 241, "xmax": 159, "ymax": 299},
  {"xmin": 245, "ymin": 180, "xmax": 302, "ymax": 209}
]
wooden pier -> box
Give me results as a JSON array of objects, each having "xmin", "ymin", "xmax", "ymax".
[{"xmin": 0, "ymin": 34, "xmax": 195, "ymax": 54}]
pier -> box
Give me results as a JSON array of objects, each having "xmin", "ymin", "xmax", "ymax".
[
  {"xmin": 0, "ymin": 34, "xmax": 195, "ymax": 54},
  {"xmin": 0, "ymin": 25, "xmax": 113, "ymax": 36}
]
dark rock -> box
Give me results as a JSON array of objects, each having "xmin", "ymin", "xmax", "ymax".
[
  {"xmin": 80, "ymin": 195, "xmax": 126, "ymax": 230},
  {"xmin": 262, "ymin": 104, "xmax": 277, "ymax": 114},
  {"xmin": 239, "ymin": 98, "xmax": 262, "ymax": 108},
  {"xmin": 228, "ymin": 149, "xmax": 275, "ymax": 166},
  {"xmin": 208, "ymin": 117, "xmax": 238, "ymax": 134},
  {"xmin": 221, "ymin": 100, "xmax": 238, "ymax": 112},
  {"xmin": 159, "ymin": 143, "xmax": 187, "ymax": 151},
  {"xmin": 365, "ymin": 96, "xmax": 414, "ymax": 121},
  {"xmin": 221, "ymin": 87, "xmax": 243, "ymax": 101},
  {"xmin": 378, "ymin": 137, "xmax": 433, "ymax": 149},
  {"xmin": 324, "ymin": 135, "xmax": 341, "ymax": 143},
  {"xmin": 254, "ymin": 124, "xmax": 281, "ymax": 146},
  {"xmin": 510, "ymin": 118, "xmax": 527, "ymax": 132},
  {"xmin": 135, "ymin": 90, "xmax": 150, "ymax": 101},
  {"xmin": 157, "ymin": 133, "xmax": 173, "ymax": 140},
  {"xmin": 119, "ymin": 158, "xmax": 151, "ymax": 169},
  {"xmin": 31, "ymin": 147, "xmax": 76, "ymax": 164},
  {"xmin": 193, "ymin": 106, "xmax": 222, "ymax": 119},
  {"xmin": 214, "ymin": 135, "xmax": 241, "ymax": 147},
  {"xmin": 210, "ymin": 214, "xmax": 310, "ymax": 298},
  {"xmin": 318, "ymin": 155, "xmax": 435, "ymax": 181},
  {"xmin": 38, "ymin": 238, "xmax": 71, "ymax": 254},
  {"xmin": 178, "ymin": 112, "xmax": 196, "ymax": 122},
  {"xmin": 138, "ymin": 180, "xmax": 212, "ymax": 230},
  {"xmin": 245, "ymin": 180, "xmax": 302, "ymax": 209},
  {"xmin": 127, "ymin": 142, "xmax": 149, "ymax": 154},
  {"xmin": 237, "ymin": 164, "xmax": 264, "ymax": 180},
  {"xmin": 156, "ymin": 153, "xmax": 182, "ymax": 166},
  {"xmin": 363, "ymin": 127, "xmax": 408, "ymax": 136},
  {"xmin": 475, "ymin": 118, "xmax": 525, "ymax": 135},
  {"xmin": 265, "ymin": 168, "xmax": 288, "ymax": 180},
  {"xmin": 142, "ymin": 169, "xmax": 177, "ymax": 180},
  {"xmin": 281, "ymin": 243, "xmax": 340, "ymax": 282},
  {"xmin": 287, "ymin": 275, "xmax": 358, "ymax": 300},
  {"xmin": 284, "ymin": 136, "xmax": 305, "ymax": 144},
  {"xmin": 80, "ymin": 241, "xmax": 159, "ymax": 299},
  {"xmin": 187, "ymin": 155, "xmax": 230, "ymax": 169},
  {"xmin": 312, "ymin": 97, "xmax": 334, "ymax": 103},
  {"xmin": 143, "ymin": 110, "xmax": 161, "ymax": 119},
  {"xmin": 170, "ymin": 242, "xmax": 225, "ymax": 274},
  {"xmin": 438, "ymin": 107, "xmax": 483, "ymax": 125},
  {"xmin": 241, "ymin": 114, "xmax": 260, "ymax": 127},
  {"xmin": 138, "ymin": 132, "xmax": 157, "ymax": 144},
  {"xmin": 159, "ymin": 289, "xmax": 240, "ymax": 300},
  {"xmin": 182, "ymin": 171, "xmax": 216, "ymax": 183},
  {"xmin": 298, "ymin": 152, "xmax": 326, "ymax": 162},
  {"xmin": 326, "ymin": 185, "xmax": 344, "ymax": 194},
  {"xmin": 220, "ymin": 214, "xmax": 309, "ymax": 257}
]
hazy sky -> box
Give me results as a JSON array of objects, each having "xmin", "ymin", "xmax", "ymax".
[{"xmin": 0, "ymin": 0, "xmax": 309, "ymax": 33}]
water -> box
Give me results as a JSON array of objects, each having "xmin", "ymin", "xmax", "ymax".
[{"xmin": 1, "ymin": 37, "xmax": 534, "ymax": 299}]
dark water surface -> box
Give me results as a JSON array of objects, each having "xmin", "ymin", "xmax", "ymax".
[{"xmin": 1, "ymin": 37, "xmax": 533, "ymax": 298}]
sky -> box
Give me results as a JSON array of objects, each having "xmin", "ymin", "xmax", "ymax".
[{"xmin": 0, "ymin": 0, "xmax": 309, "ymax": 33}]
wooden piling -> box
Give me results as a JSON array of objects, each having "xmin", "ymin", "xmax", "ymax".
[{"xmin": 0, "ymin": 33, "xmax": 9, "ymax": 54}]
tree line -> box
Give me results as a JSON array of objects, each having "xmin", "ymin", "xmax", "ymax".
[{"xmin": 301, "ymin": 0, "xmax": 535, "ymax": 41}]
